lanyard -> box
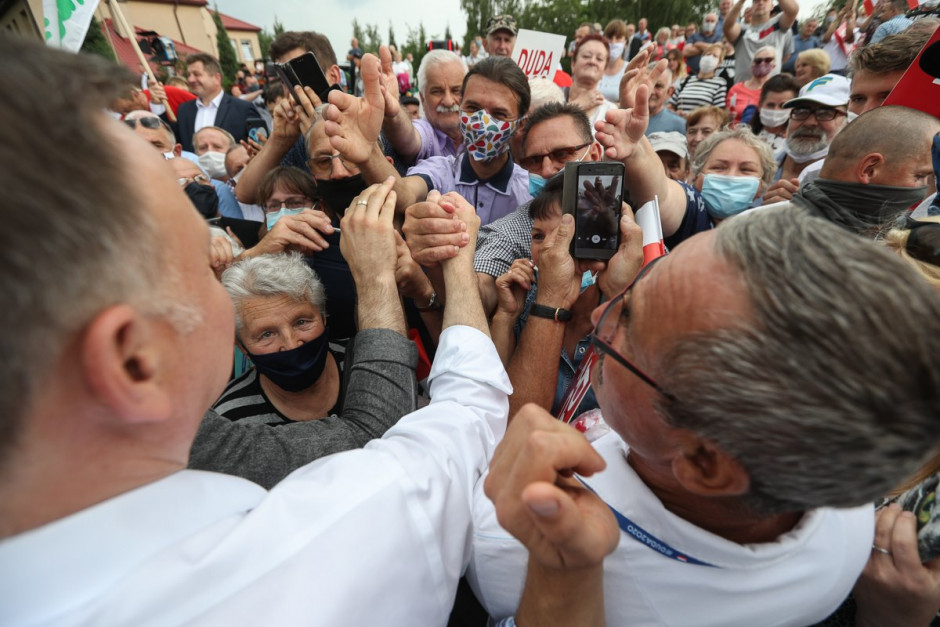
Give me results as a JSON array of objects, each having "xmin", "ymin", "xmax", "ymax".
[{"xmin": 576, "ymin": 476, "xmax": 719, "ymax": 567}]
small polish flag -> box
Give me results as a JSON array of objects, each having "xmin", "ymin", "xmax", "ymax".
[{"xmin": 635, "ymin": 196, "xmax": 667, "ymax": 266}]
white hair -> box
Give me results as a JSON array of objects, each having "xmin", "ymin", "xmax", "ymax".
[{"xmin": 417, "ymin": 50, "xmax": 467, "ymax": 97}]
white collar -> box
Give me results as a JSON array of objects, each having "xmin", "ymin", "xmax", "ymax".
[{"xmin": 197, "ymin": 90, "xmax": 224, "ymax": 109}]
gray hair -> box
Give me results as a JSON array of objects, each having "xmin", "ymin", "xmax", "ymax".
[
  {"xmin": 222, "ymin": 252, "xmax": 327, "ymax": 334},
  {"xmin": 417, "ymin": 50, "xmax": 467, "ymax": 97},
  {"xmin": 657, "ymin": 205, "xmax": 940, "ymax": 514},
  {"xmin": 193, "ymin": 125, "xmax": 236, "ymax": 150},
  {"xmin": 0, "ymin": 37, "xmax": 164, "ymax": 462},
  {"xmin": 691, "ymin": 126, "xmax": 777, "ymax": 187}
]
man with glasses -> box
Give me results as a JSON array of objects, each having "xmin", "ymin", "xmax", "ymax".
[
  {"xmin": 767, "ymin": 74, "xmax": 850, "ymax": 190},
  {"xmin": 466, "ymin": 204, "xmax": 940, "ymax": 625}
]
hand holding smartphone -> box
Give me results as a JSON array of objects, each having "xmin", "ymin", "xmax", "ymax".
[{"xmin": 274, "ymin": 51, "xmax": 340, "ymax": 103}]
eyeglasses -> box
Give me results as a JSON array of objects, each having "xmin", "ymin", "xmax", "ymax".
[
  {"xmin": 789, "ymin": 107, "xmax": 846, "ymax": 122},
  {"xmin": 906, "ymin": 221, "xmax": 940, "ymax": 267},
  {"xmin": 591, "ymin": 256, "xmax": 677, "ymax": 401},
  {"xmin": 308, "ymin": 153, "xmax": 359, "ymax": 177},
  {"xmin": 264, "ymin": 197, "xmax": 312, "ymax": 212},
  {"xmin": 519, "ymin": 142, "xmax": 592, "ymax": 171},
  {"xmin": 124, "ymin": 116, "xmax": 170, "ymax": 132},
  {"xmin": 753, "ymin": 57, "xmax": 775, "ymax": 65},
  {"xmin": 178, "ymin": 174, "xmax": 210, "ymax": 187}
]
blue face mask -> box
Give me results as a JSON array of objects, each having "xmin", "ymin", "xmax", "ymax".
[
  {"xmin": 700, "ymin": 174, "xmax": 760, "ymax": 220},
  {"xmin": 580, "ymin": 270, "xmax": 596, "ymax": 293},
  {"xmin": 529, "ymin": 172, "xmax": 547, "ymax": 196},
  {"xmin": 266, "ymin": 207, "xmax": 304, "ymax": 230}
]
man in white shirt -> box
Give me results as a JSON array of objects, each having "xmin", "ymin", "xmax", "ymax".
[
  {"xmin": 0, "ymin": 37, "xmax": 611, "ymax": 626},
  {"xmin": 724, "ymin": 0, "xmax": 798, "ymax": 81},
  {"xmin": 177, "ymin": 52, "xmax": 255, "ymax": 153}
]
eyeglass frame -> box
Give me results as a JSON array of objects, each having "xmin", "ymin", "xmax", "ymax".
[
  {"xmin": 307, "ymin": 153, "xmax": 360, "ymax": 176},
  {"xmin": 518, "ymin": 141, "xmax": 592, "ymax": 171},
  {"xmin": 177, "ymin": 174, "xmax": 211, "ymax": 187},
  {"xmin": 590, "ymin": 256, "xmax": 678, "ymax": 402},
  {"xmin": 263, "ymin": 197, "xmax": 314, "ymax": 213},
  {"xmin": 788, "ymin": 107, "xmax": 846, "ymax": 122}
]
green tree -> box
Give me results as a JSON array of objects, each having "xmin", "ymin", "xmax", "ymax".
[
  {"xmin": 388, "ymin": 22, "xmax": 398, "ymax": 49},
  {"xmin": 365, "ymin": 22, "xmax": 382, "ymax": 54},
  {"xmin": 402, "ymin": 21, "xmax": 431, "ymax": 83},
  {"xmin": 273, "ymin": 17, "xmax": 285, "ymax": 37},
  {"xmin": 258, "ymin": 29, "xmax": 273, "ymax": 60},
  {"xmin": 211, "ymin": 8, "xmax": 239, "ymax": 90},
  {"xmin": 352, "ymin": 18, "xmax": 366, "ymax": 46},
  {"xmin": 445, "ymin": 23, "xmax": 453, "ymax": 42},
  {"xmin": 80, "ymin": 16, "xmax": 116, "ymax": 61}
]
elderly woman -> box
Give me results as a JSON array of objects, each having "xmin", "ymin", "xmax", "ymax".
[
  {"xmin": 795, "ymin": 49, "xmax": 831, "ymax": 88},
  {"xmin": 689, "ymin": 126, "xmax": 776, "ymax": 223},
  {"xmin": 727, "ymin": 45, "xmax": 778, "ymax": 125},
  {"xmin": 214, "ymin": 252, "xmax": 342, "ymax": 424},
  {"xmin": 669, "ymin": 43, "xmax": 727, "ymax": 115},
  {"xmin": 566, "ymin": 34, "xmax": 619, "ymax": 130},
  {"xmin": 685, "ymin": 105, "xmax": 730, "ymax": 162},
  {"xmin": 599, "ymin": 19, "xmax": 629, "ymax": 102}
]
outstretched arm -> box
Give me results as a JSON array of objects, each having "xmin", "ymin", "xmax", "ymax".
[{"xmin": 724, "ymin": 0, "xmax": 746, "ymax": 43}]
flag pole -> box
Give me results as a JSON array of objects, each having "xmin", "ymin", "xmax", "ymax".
[{"xmin": 106, "ymin": 0, "xmax": 178, "ymax": 122}]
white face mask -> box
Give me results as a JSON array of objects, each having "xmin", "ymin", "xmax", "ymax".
[
  {"xmin": 759, "ymin": 107, "xmax": 791, "ymax": 128},
  {"xmin": 197, "ymin": 151, "xmax": 228, "ymax": 180},
  {"xmin": 699, "ymin": 55, "xmax": 719, "ymax": 74},
  {"xmin": 609, "ymin": 42, "xmax": 626, "ymax": 59},
  {"xmin": 702, "ymin": 21, "xmax": 717, "ymax": 33}
]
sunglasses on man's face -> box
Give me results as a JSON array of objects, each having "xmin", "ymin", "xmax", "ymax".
[{"xmin": 123, "ymin": 117, "xmax": 164, "ymax": 130}]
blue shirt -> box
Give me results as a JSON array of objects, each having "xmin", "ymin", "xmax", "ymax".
[
  {"xmin": 783, "ymin": 33, "xmax": 821, "ymax": 73},
  {"xmin": 407, "ymin": 152, "xmax": 532, "ymax": 225},
  {"xmin": 684, "ymin": 31, "xmax": 722, "ymax": 74},
  {"xmin": 871, "ymin": 15, "xmax": 913, "ymax": 43},
  {"xmin": 665, "ymin": 181, "xmax": 712, "ymax": 251},
  {"xmin": 646, "ymin": 108, "xmax": 687, "ymax": 136}
]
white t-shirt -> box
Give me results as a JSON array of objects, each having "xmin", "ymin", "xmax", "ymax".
[
  {"xmin": 0, "ymin": 327, "xmax": 512, "ymax": 626},
  {"xmin": 468, "ymin": 429, "xmax": 874, "ymax": 626}
]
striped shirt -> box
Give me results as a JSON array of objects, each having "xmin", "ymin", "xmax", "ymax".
[{"xmin": 669, "ymin": 75, "xmax": 728, "ymax": 113}]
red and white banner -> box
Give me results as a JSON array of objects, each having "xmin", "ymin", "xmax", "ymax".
[
  {"xmin": 883, "ymin": 25, "xmax": 940, "ymax": 119},
  {"xmin": 635, "ymin": 196, "xmax": 666, "ymax": 267},
  {"xmin": 511, "ymin": 29, "xmax": 567, "ymax": 80}
]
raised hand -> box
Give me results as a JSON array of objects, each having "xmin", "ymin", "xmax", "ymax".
[
  {"xmin": 340, "ymin": 177, "xmax": 399, "ymax": 282},
  {"xmin": 378, "ymin": 45, "xmax": 402, "ymax": 119},
  {"xmin": 323, "ymin": 53, "xmax": 385, "ymax": 165}
]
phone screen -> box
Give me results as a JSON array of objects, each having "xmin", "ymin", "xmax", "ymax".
[
  {"xmin": 574, "ymin": 172, "xmax": 622, "ymax": 257},
  {"xmin": 284, "ymin": 52, "xmax": 333, "ymax": 102}
]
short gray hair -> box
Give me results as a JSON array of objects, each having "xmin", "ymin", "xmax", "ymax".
[
  {"xmin": 417, "ymin": 50, "xmax": 467, "ymax": 97},
  {"xmin": 691, "ymin": 126, "xmax": 777, "ymax": 187},
  {"xmin": 657, "ymin": 205, "xmax": 940, "ymax": 514},
  {"xmin": 193, "ymin": 126, "xmax": 236, "ymax": 150},
  {"xmin": 222, "ymin": 252, "xmax": 327, "ymax": 334}
]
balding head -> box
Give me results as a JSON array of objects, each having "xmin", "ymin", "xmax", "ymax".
[{"xmin": 820, "ymin": 106, "xmax": 940, "ymax": 186}]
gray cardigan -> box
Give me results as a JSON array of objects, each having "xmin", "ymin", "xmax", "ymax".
[{"xmin": 188, "ymin": 328, "xmax": 419, "ymax": 489}]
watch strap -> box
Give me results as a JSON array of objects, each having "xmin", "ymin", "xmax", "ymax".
[{"xmin": 529, "ymin": 303, "xmax": 572, "ymax": 322}]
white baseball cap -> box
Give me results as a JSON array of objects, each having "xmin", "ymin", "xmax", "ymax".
[
  {"xmin": 783, "ymin": 74, "xmax": 850, "ymax": 108},
  {"xmin": 648, "ymin": 131, "xmax": 689, "ymax": 159}
]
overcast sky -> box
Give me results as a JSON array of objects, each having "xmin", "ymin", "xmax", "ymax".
[
  {"xmin": 214, "ymin": 0, "xmax": 469, "ymax": 59},
  {"xmin": 213, "ymin": 0, "xmax": 828, "ymax": 62}
]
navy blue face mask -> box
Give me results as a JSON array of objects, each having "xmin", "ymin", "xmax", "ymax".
[{"xmin": 245, "ymin": 326, "xmax": 331, "ymax": 392}]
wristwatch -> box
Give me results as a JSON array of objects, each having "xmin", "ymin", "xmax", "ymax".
[
  {"xmin": 415, "ymin": 291, "xmax": 443, "ymax": 311},
  {"xmin": 529, "ymin": 303, "xmax": 572, "ymax": 322}
]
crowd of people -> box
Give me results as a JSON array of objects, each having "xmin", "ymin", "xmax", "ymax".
[{"xmin": 2, "ymin": 0, "xmax": 940, "ymax": 624}]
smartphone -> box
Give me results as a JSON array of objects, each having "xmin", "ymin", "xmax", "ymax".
[
  {"xmin": 562, "ymin": 161, "xmax": 626, "ymax": 260},
  {"xmin": 246, "ymin": 118, "xmax": 268, "ymax": 143},
  {"xmin": 275, "ymin": 51, "xmax": 339, "ymax": 102}
]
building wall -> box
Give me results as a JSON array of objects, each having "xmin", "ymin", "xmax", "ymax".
[
  {"xmin": 229, "ymin": 29, "xmax": 260, "ymax": 64},
  {"xmin": 96, "ymin": 0, "xmax": 217, "ymax": 55},
  {"xmin": 1, "ymin": 0, "xmax": 41, "ymax": 40}
]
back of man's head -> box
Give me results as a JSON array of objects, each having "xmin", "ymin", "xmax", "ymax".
[
  {"xmin": 0, "ymin": 37, "xmax": 162, "ymax": 466},
  {"xmin": 658, "ymin": 205, "xmax": 940, "ymax": 515},
  {"xmin": 463, "ymin": 56, "xmax": 531, "ymax": 118},
  {"xmin": 269, "ymin": 31, "xmax": 337, "ymax": 67},
  {"xmin": 822, "ymin": 105, "xmax": 940, "ymax": 180}
]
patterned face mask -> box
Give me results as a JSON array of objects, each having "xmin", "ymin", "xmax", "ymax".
[{"xmin": 459, "ymin": 109, "xmax": 521, "ymax": 162}]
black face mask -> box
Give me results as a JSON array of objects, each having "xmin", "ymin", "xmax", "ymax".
[
  {"xmin": 245, "ymin": 327, "xmax": 331, "ymax": 392},
  {"xmin": 184, "ymin": 182, "xmax": 219, "ymax": 219},
  {"xmin": 316, "ymin": 174, "xmax": 368, "ymax": 218}
]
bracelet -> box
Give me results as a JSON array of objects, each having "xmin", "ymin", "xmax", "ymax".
[
  {"xmin": 529, "ymin": 303, "xmax": 572, "ymax": 322},
  {"xmin": 415, "ymin": 291, "xmax": 443, "ymax": 311}
]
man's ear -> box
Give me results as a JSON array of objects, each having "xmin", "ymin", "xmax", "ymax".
[
  {"xmin": 856, "ymin": 152, "xmax": 886, "ymax": 184},
  {"xmin": 589, "ymin": 141, "xmax": 605, "ymax": 161},
  {"xmin": 670, "ymin": 432, "xmax": 750, "ymax": 497},
  {"xmin": 328, "ymin": 65, "xmax": 343, "ymax": 87},
  {"xmin": 80, "ymin": 304, "xmax": 172, "ymax": 425},
  {"xmin": 173, "ymin": 144, "xmax": 183, "ymax": 158}
]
